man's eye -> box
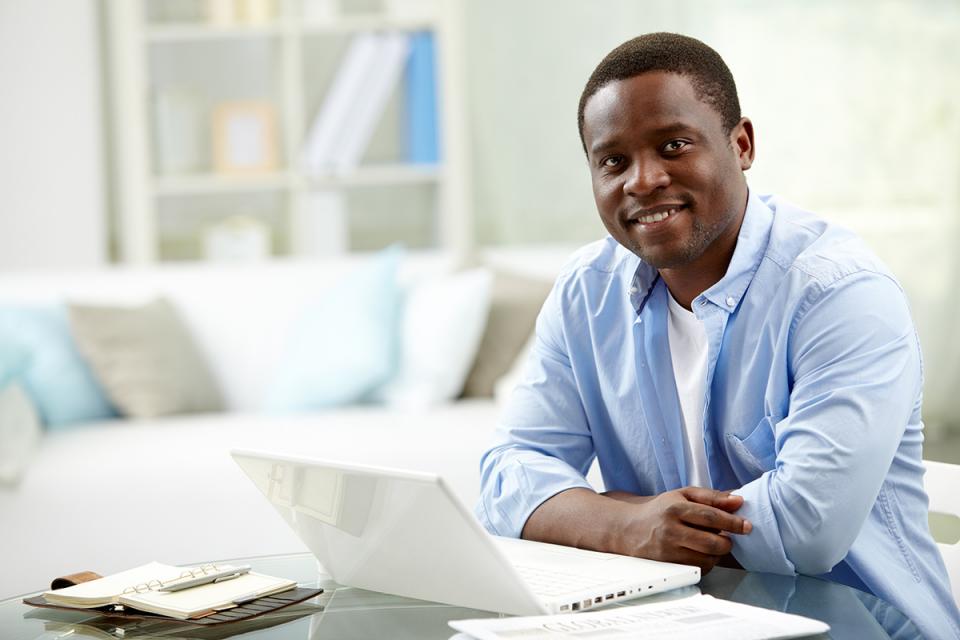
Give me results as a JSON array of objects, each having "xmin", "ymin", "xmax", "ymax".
[
  {"xmin": 601, "ymin": 156, "xmax": 622, "ymax": 168},
  {"xmin": 663, "ymin": 140, "xmax": 688, "ymax": 153}
]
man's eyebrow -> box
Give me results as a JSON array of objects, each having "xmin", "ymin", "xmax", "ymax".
[
  {"xmin": 589, "ymin": 122, "xmax": 699, "ymax": 156},
  {"xmin": 589, "ymin": 139, "xmax": 620, "ymax": 156}
]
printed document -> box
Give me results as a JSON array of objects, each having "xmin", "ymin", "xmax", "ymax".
[{"xmin": 449, "ymin": 594, "xmax": 829, "ymax": 640}]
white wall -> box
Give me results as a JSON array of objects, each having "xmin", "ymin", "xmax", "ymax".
[{"xmin": 0, "ymin": 0, "xmax": 106, "ymax": 271}]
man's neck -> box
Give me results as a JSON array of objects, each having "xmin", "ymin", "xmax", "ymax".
[{"xmin": 658, "ymin": 206, "xmax": 747, "ymax": 310}]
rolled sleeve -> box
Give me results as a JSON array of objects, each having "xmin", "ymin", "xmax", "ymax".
[
  {"xmin": 731, "ymin": 271, "xmax": 921, "ymax": 575},
  {"xmin": 477, "ymin": 280, "xmax": 596, "ymax": 538}
]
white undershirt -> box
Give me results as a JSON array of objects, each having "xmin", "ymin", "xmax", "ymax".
[{"xmin": 666, "ymin": 292, "xmax": 711, "ymax": 488}]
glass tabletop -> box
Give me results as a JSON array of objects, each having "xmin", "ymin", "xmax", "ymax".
[{"xmin": 0, "ymin": 552, "xmax": 919, "ymax": 639}]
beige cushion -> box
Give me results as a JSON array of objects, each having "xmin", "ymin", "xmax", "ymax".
[
  {"xmin": 68, "ymin": 298, "xmax": 223, "ymax": 418},
  {"xmin": 461, "ymin": 271, "xmax": 552, "ymax": 398}
]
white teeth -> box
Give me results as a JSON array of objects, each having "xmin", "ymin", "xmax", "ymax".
[{"xmin": 636, "ymin": 207, "xmax": 680, "ymax": 224}]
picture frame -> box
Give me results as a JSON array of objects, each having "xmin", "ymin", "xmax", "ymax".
[{"xmin": 211, "ymin": 102, "xmax": 279, "ymax": 174}]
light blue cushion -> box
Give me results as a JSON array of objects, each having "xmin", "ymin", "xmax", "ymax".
[
  {"xmin": 264, "ymin": 246, "xmax": 404, "ymax": 412},
  {"xmin": 0, "ymin": 305, "xmax": 117, "ymax": 429}
]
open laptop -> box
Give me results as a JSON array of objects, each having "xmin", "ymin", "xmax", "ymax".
[{"xmin": 231, "ymin": 450, "xmax": 700, "ymax": 616}]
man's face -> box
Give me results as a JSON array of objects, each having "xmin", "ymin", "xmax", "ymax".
[{"xmin": 582, "ymin": 71, "xmax": 754, "ymax": 269}]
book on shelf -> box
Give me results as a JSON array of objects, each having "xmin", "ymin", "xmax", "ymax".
[
  {"xmin": 41, "ymin": 561, "xmax": 297, "ymax": 621},
  {"xmin": 404, "ymin": 31, "xmax": 440, "ymax": 164},
  {"xmin": 303, "ymin": 32, "xmax": 412, "ymax": 174}
]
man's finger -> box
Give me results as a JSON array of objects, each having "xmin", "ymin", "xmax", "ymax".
[
  {"xmin": 681, "ymin": 486, "xmax": 743, "ymax": 510},
  {"xmin": 676, "ymin": 526, "xmax": 735, "ymax": 556},
  {"xmin": 678, "ymin": 502, "xmax": 752, "ymax": 535}
]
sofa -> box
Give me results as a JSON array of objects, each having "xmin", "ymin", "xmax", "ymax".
[{"xmin": 0, "ymin": 247, "xmax": 593, "ymax": 598}]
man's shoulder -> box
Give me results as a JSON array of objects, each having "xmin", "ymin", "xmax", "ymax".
[
  {"xmin": 555, "ymin": 237, "xmax": 637, "ymax": 283},
  {"xmin": 762, "ymin": 195, "xmax": 899, "ymax": 291}
]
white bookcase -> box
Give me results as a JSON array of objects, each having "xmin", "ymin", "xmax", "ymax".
[{"xmin": 106, "ymin": 0, "xmax": 471, "ymax": 263}]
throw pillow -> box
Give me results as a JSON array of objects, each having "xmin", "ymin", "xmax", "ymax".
[
  {"xmin": 0, "ymin": 305, "xmax": 116, "ymax": 428},
  {"xmin": 0, "ymin": 383, "xmax": 42, "ymax": 485},
  {"xmin": 461, "ymin": 270, "xmax": 553, "ymax": 397},
  {"xmin": 263, "ymin": 246, "xmax": 404, "ymax": 413},
  {"xmin": 378, "ymin": 268, "xmax": 493, "ymax": 409},
  {"xmin": 68, "ymin": 298, "xmax": 223, "ymax": 418}
]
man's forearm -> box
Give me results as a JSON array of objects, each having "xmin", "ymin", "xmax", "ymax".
[
  {"xmin": 521, "ymin": 485, "xmax": 751, "ymax": 573},
  {"xmin": 521, "ymin": 487, "xmax": 630, "ymax": 553}
]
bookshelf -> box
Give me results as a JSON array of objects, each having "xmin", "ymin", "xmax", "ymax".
[{"xmin": 106, "ymin": 0, "xmax": 470, "ymax": 263}]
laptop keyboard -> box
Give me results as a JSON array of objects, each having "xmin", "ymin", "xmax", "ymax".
[{"xmin": 514, "ymin": 564, "xmax": 611, "ymax": 597}]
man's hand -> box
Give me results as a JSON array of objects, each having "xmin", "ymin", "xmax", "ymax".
[
  {"xmin": 521, "ymin": 487, "xmax": 751, "ymax": 574},
  {"xmin": 605, "ymin": 487, "xmax": 750, "ymax": 572}
]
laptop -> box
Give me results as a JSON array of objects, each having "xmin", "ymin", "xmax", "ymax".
[{"xmin": 231, "ymin": 450, "xmax": 700, "ymax": 616}]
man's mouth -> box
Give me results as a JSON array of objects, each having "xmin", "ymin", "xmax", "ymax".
[{"xmin": 627, "ymin": 204, "xmax": 687, "ymax": 226}]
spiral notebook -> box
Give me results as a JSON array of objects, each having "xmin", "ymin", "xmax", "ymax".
[{"xmin": 25, "ymin": 561, "xmax": 321, "ymax": 624}]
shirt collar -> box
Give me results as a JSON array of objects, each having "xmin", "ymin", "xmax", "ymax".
[{"xmin": 627, "ymin": 189, "xmax": 774, "ymax": 314}]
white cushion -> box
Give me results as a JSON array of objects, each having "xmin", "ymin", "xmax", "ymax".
[
  {"xmin": 379, "ymin": 268, "xmax": 493, "ymax": 409},
  {"xmin": 0, "ymin": 383, "xmax": 41, "ymax": 485}
]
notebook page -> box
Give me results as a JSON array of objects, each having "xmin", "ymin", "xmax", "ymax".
[
  {"xmin": 120, "ymin": 572, "xmax": 296, "ymax": 619},
  {"xmin": 43, "ymin": 562, "xmax": 183, "ymax": 605}
]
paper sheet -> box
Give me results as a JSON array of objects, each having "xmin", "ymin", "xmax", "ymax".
[{"xmin": 449, "ymin": 594, "xmax": 829, "ymax": 640}]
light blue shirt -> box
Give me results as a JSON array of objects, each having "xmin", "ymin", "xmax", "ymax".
[{"xmin": 477, "ymin": 192, "xmax": 960, "ymax": 639}]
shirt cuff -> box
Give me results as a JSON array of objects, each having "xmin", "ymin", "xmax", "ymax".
[
  {"xmin": 731, "ymin": 472, "xmax": 796, "ymax": 575},
  {"xmin": 480, "ymin": 454, "xmax": 594, "ymax": 538}
]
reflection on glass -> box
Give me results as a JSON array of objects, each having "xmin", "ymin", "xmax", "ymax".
[{"xmin": 710, "ymin": 570, "xmax": 919, "ymax": 639}]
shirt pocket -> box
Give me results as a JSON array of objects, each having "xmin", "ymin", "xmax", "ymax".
[{"xmin": 726, "ymin": 415, "xmax": 778, "ymax": 478}]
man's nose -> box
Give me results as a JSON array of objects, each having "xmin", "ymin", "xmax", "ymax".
[{"xmin": 623, "ymin": 157, "xmax": 670, "ymax": 196}]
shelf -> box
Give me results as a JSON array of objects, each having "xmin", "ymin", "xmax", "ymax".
[
  {"xmin": 152, "ymin": 172, "xmax": 294, "ymax": 196},
  {"xmin": 300, "ymin": 15, "xmax": 437, "ymax": 34},
  {"xmin": 146, "ymin": 23, "xmax": 289, "ymax": 43},
  {"xmin": 150, "ymin": 165, "xmax": 441, "ymax": 196},
  {"xmin": 304, "ymin": 164, "xmax": 442, "ymax": 188},
  {"xmin": 145, "ymin": 15, "xmax": 436, "ymax": 43}
]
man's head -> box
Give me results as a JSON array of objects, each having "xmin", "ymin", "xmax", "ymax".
[{"xmin": 579, "ymin": 33, "xmax": 754, "ymax": 273}]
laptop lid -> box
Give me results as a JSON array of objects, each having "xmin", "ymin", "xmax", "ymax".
[{"xmin": 231, "ymin": 449, "xmax": 547, "ymax": 615}]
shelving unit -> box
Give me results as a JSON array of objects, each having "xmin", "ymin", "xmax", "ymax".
[{"xmin": 106, "ymin": 0, "xmax": 470, "ymax": 263}]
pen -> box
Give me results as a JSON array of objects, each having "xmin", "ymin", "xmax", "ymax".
[{"xmin": 159, "ymin": 565, "xmax": 251, "ymax": 592}]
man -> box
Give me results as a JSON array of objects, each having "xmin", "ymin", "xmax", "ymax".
[{"xmin": 476, "ymin": 32, "xmax": 960, "ymax": 638}]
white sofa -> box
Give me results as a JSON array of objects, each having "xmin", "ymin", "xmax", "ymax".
[{"xmin": 0, "ymin": 249, "xmax": 578, "ymax": 599}]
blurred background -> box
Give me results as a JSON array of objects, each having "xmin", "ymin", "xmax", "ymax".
[{"xmin": 1, "ymin": 0, "xmax": 959, "ymax": 440}]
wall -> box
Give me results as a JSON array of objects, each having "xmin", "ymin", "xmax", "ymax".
[
  {"xmin": 462, "ymin": 0, "xmax": 960, "ymax": 432},
  {"xmin": 463, "ymin": 0, "xmax": 960, "ymax": 246},
  {"xmin": 0, "ymin": 0, "xmax": 107, "ymax": 271}
]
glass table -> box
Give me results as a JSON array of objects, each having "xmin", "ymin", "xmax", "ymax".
[{"xmin": 0, "ymin": 552, "xmax": 919, "ymax": 639}]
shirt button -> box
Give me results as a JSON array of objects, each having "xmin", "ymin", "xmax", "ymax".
[{"xmin": 725, "ymin": 296, "xmax": 736, "ymax": 307}]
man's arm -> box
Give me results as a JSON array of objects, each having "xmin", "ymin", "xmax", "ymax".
[
  {"xmin": 477, "ymin": 280, "xmax": 750, "ymax": 573},
  {"xmin": 730, "ymin": 272, "xmax": 921, "ymax": 575},
  {"xmin": 522, "ymin": 486, "xmax": 750, "ymax": 572}
]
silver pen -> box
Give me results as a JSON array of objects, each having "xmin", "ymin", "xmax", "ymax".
[{"xmin": 159, "ymin": 565, "xmax": 251, "ymax": 592}]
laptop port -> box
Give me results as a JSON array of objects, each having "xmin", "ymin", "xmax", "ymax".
[
  {"xmin": 572, "ymin": 602, "xmax": 580, "ymax": 611},
  {"xmin": 594, "ymin": 597, "xmax": 602, "ymax": 604},
  {"xmin": 560, "ymin": 605, "xmax": 569, "ymax": 611},
  {"xmin": 605, "ymin": 594, "xmax": 614, "ymax": 600},
  {"xmin": 616, "ymin": 591, "xmax": 626, "ymax": 597},
  {"xmin": 583, "ymin": 599, "xmax": 592, "ymax": 609}
]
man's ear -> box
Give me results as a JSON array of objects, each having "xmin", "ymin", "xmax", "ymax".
[{"xmin": 731, "ymin": 117, "xmax": 755, "ymax": 171}]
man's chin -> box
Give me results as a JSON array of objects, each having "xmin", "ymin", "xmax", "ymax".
[{"xmin": 626, "ymin": 243, "xmax": 694, "ymax": 270}]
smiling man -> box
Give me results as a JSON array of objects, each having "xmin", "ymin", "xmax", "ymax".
[{"xmin": 476, "ymin": 33, "xmax": 960, "ymax": 638}]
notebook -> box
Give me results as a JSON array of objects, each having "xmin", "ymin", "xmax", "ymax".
[
  {"xmin": 231, "ymin": 450, "xmax": 701, "ymax": 615},
  {"xmin": 42, "ymin": 562, "xmax": 296, "ymax": 620}
]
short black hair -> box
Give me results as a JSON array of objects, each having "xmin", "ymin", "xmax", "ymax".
[{"xmin": 577, "ymin": 32, "xmax": 741, "ymax": 153}]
